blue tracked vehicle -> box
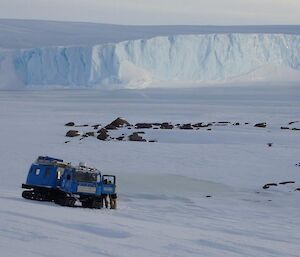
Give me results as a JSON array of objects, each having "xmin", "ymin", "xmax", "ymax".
[{"xmin": 22, "ymin": 156, "xmax": 117, "ymax": 209}]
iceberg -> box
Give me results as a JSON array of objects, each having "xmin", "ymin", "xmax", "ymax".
[{"xmin": 1, "ymin": 33, "xmax": 300, "ymax": 88}]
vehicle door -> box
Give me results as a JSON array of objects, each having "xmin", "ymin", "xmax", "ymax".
[{"xmin": 102, "ymin": 175, "xmax": 116, "ymax": 194}]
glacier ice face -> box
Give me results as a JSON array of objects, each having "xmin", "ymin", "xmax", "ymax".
[{"xmin": 2, "ymin": 33, "xmax": 300, "ymax": 88}]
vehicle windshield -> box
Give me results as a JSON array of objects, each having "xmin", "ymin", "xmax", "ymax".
[{"xmin": 75, "ymin": 171, "xmax": 97, "ymax": 183}]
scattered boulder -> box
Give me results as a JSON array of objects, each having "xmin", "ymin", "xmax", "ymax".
[
  {"xmin": 292, "ymin": 128, "xmax": 300, "ymax": 131},
  {"xmin": 267, "ymin": 143, "xmax": 273, "ymax": 147},
  {"xmin": 92, "ymin": 124, "xmax": 101, "ymax": 130},
  {"xmin": 214, "ymin": 122, "xmax": 230, "ymax": 126},
  {"xmin": 288, "ymin": 121, "xmax": 299, "ymax": 125},
  {"xmin": 180, "ymin": 123, "xmax": 193, "ymax": 130},
  {"xmin": 97, "ymin": 128, "xmax": 107, "ymax": 133},
  {"xmin": 262, "ymin": 183, "xmax": 277, "ymax": 189},
  {"xmin": 160, "ymin": 123, "xmax": 174, "ymax": 129},
  {"xmin": 97, "ymin": 128, "xmax": 109, "ymax": 141},
  {"xmin": 105, "ymin": 124, "xmax": 118, "ymax": 130},
  {"xmin": 135, "ymin": 123, "xmax": 152, "ymax": 129},
  {"xmin": 116, "ymin": 136, "xmax": 124, "ymax": 141},
  {"xmin": 192, "ymin": 123, "xmax": 203, "ymax": 128},
  {"xmin": 149, "ymin": 140, "xmax": 157, "ymax": 143},
  {"xmin": 66, "ymin": 130, "xmax": 80, "ymax": 137},
  {"xmin": 279, "ymin": 181, "xmax": 295, "ymax": 185},
  {"xmin": 110, "ymin": 117, "xmax": 131, "ymax": 128},
  {"xmin": 152, "ymin": 123, "xmax": 162, "ymax": 126},
  {"xmin": 280, "ymin": 127, "xmax": 290, "ymax": 130},
  {"xmin": 75, "ymin": 124, "xmax": 89, "ymax": 127},
  {"xmin": 85, "ymin": 132, "xmax": 95, "ymax": 137},
  {"xmin": 207, "ymin": 128, "xmax": 212, "ymax": 131},
  {"xmin": 136, "ymin": 131, "xmax": 145, "ymax": 134},
  {"xmin": 128, "ymin": 132, "xmax": 146, "ymax": 142},
  {"xmin": 64, "ymin": 141, "xmax": 70, "ymax": 144},
  {"xmin": 245, "ymin": 122, "xmax": 249, "ymax": 125},
  {"xmin": 254, "ymin": 122, "xmax": 267, "ymax": 128},
  {"xmin": 65, "ymin": 122, "xmax": 75, "ymax": 127},
  {"xmin": 295, "ymin": 188, "xmax": 300, "ymax": 191},
  {"xmin": 196, "ymin": 123, "xmax": 212, "ymax": 128},
  {"xmin": 205, "ymin": 195, "xmax": 212, "ymax": 198},
  {"xmin": 104, "ymin": 117, "xmax": 131, "ymax": 130},
  {"xmin": 233, "ymin": 122, "xmax": 240, "ymax": 126}
]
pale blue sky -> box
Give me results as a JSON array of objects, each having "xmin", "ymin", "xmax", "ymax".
[{"xmin": 1, "ymin": 0, "xmax": 300, "ymax": 25}]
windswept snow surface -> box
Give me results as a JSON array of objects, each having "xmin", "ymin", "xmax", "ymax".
[
  {"xmin": 1, "ymin": 20, "xmax": 300, "ymax": 89},
  {"xmin": 0, "ymin": 86, "xmax": 300, "ymax": 257}
]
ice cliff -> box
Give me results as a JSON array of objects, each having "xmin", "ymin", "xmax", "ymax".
[{"xmin": 1, "ymin": 33, "xmax": 300, "ymax": 88}]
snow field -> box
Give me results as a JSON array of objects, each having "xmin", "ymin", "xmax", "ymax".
[{"xmin": 0, "ymin": 86, "xmax": 300, "ymax": 256}]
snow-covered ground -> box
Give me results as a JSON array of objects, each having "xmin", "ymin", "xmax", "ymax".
[{"xmin": 0, "ymin": 86, "xmax": 300, "ymax": 257}]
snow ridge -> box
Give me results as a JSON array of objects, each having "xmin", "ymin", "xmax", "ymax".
[{"xmin": 1, "ymin": 33, "xmax": 300, "ymax": 88}]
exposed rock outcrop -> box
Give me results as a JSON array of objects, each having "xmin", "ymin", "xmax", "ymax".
[
  {"xmin": 66, "ymin": 130, "xmax": 80, "ymax": 137},
  {"xmin": 65, "ymin": 122, "xmax": 75, "ymax": 126}
]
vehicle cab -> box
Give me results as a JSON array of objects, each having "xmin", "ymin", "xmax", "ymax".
[{"xmin": 60, "ymin": 163, "xmax": 98, "ymax": 195}]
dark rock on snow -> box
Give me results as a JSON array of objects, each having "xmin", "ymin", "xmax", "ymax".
[
  {"xmin": 85, "ymin": 132, "xmax": 95, "ymax": 137},
  {"xmin": 279, "ymin": 181, "xmax": 295, "ymax": 185},
  {"xmin": 192, "ymin": 123, "xmax": 203, "ymax": 128},
  {"xmin": 65, "ymin": 122, "xmax": 75, "ymax": 127},
  {"xmin": 254, "ymin": 122, "xmax": 267, "ymax": 128},
  {"xmin": 180, "ymin": 124, "xmax": 193, "ymax": 130},
  {"xmin": 135, "ymin": 123, "xmax": 152, "ymax": 129},
  {"xmin": 92, "ymin": 124, "xmax": 101, "ymax": 130},
  {"xmin": 105, "ymin": 124, "xmax": 118, "ymax": 130},
  {"xmin": 262, "ymin": 183, "xmax": 278, "ymax": 189},
  {"xmin": 160, "ymin": 122, "xmax": 174, "ymax": 129},
  {"xmin": 66, "ymin": 130, "xmax": 80, "ymax": 137},
  {"xmin": 75, "ymin": 124, "xmax": 89, "ymax": 127},
  {"xmin": 97, "ymin": 128, "xmax": 109, "ymax": 141},
  {"xmin": 110, "ymin": 117, "xmax": 131, "ymax": 128},
  {"xmin": 129, "ymin": 132, "xmax": 146, "ymax": 142}
]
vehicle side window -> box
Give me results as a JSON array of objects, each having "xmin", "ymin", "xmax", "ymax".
[
  {"xmin": 97, "ymin": 174, "xmax": 101, "ymax": 182},
  {"xmin": 57, "ymin": 167, "xmax": 64, "ymax": 180},
  {"xmin": 102, "ymin": 176, "xmax": 115, "ymax": 184},
  {"xmin": 35, "ymin": 168, "xmax": 40, "ymax": 176}
]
